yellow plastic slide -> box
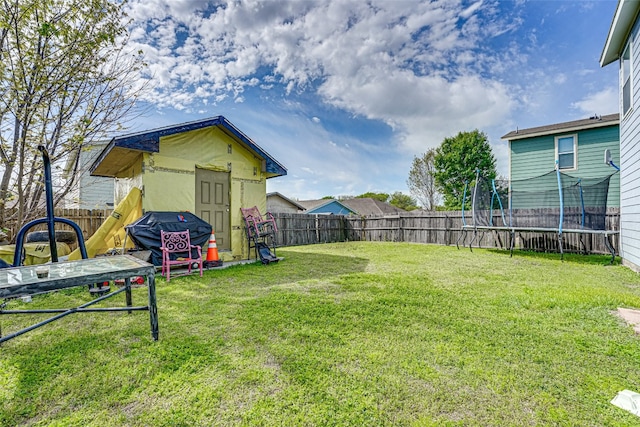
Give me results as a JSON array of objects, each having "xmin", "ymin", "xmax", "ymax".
[
  {"xmin": 68, "ymin": 187, "xmax": 143, "ymax": 260},
  {"xmin": 0, "ymin": 242, "xmax": 71, "ymax": 266}
]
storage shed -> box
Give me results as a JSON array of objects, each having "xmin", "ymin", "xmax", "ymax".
[{"xmin": 90, "ymin": 116, "xmax": 287, "ymax": 261}]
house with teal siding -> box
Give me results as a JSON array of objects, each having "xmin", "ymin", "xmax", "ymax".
[
  {"xmin": 501, "ymin": 114, "xmax": 620, "ymax": 209},
  {"xmin": 601, "ymin": 0, "xmax": 640, "ymax": 271}
]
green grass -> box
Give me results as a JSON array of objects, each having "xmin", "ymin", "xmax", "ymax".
[{"xmin": 2, "ymin": 242, "xmax": 640, "ymax": 426}]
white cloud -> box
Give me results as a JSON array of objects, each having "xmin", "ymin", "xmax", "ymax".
[
  {"xmin": 121, "ymin": 0, "xmax": 618, "ymax": 199},
  {"xmin": 125, "ymin": 0, "xmax": 514, "ymax": 115},
  {"xmin": 571, "ymin": 87, "xmax": 619, "ymax": 116},
  {"xmin": 121, "ymin": 0, "xmax": 527, "ymax": 199},
  {"xmin": 460, "ymin": 1, "xmax": 484, "ymax": 20}
]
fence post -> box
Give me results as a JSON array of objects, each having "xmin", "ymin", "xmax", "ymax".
[
  {"xmin": 445, "ymin": 213, "xmax": 450, "ymax": 246},
  {"xmin": 342, "ymin": 216, "xmax": 347, "ymax": 242}
]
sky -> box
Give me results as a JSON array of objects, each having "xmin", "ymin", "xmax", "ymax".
[{"xmin": 120, "ymin": 0, "xmax": 620, "ymax": 204}]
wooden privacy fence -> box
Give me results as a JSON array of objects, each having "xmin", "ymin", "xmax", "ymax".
[
  {"xmin": 3, "ymin": 209, "xmax": 112, "ymax": 243},
  {"xmin": 272, "ymin": 213, "xmax": 347, "ymax": 246},
  {"xmin": 54, "ymin": 209, "xmax": 112, "ymax": 239},
  {"xmin": 5, "ymin": 208, "xmax": 619, "ymax": 256},
  {"xmin": 271, "ymin": 210, "xmax": 621, "ymax": 256}
]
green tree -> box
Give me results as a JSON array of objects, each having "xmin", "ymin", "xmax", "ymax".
[
  {"xmin": 433, "ymin": 130, "xmax": 497, "ymax": 209},
  {"xmin": 0, "ymin": 0, "xmax": 148, "ymax": 237},
  {"xmin": 407, "ymin": 148, "xmax": 440, "ymax": 210},
  {"xmin": 355, "ymin": 192, "xmax": 389, "ymax": 202},
  {"xmin": 389, "ymin": 192, "xmax": 418, "ymax": 211}
]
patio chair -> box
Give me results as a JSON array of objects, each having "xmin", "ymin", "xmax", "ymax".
[
  {"xmin": 160, "ymin": 230, "xmax": 203, "ymax": 282},
  {"xmin": 240, "ymin": 206, "xmax": 278, "ymax": 261}
]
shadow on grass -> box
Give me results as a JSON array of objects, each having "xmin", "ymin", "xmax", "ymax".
[
  {"xmin": 0, "ymin": 250, "xmax": 370, "ymax": 425},
  {"xmin": 204, "ymin": 249, "xmax": 370, "ymax": 288},
  {"xmin": 482, "ymin": 247, "xmax": 620, "ymax": 266}
]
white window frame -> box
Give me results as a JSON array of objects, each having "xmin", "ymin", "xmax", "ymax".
[
  {"xmin": 555, "ymin": 134, "xmax": 577, "ymax": 171},
  {"xmin": 622, "ymin": 40, "xmax": 632, "ymax": 118}
]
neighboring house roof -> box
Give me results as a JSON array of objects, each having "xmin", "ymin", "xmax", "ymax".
[
  {"xmin": 297, "ymin": 199, "xmax": 356, "ymax": 215},
  {"xmin": 501, "ymin": 114, "xmax": 619, "ymax": 141},
  {"xmin": 90, "ymin": 116, "xmax": 287, "ymax": 178},
  {"xmin": 600, "ymin": 0, "xmax": 640, "ymax": 66},
  {"xmin": 297, "ymin": 199, "xmax": 330, "ymax": 211},
  {"xmin": 341, "ymin": 198, "xmax": 405, "ymax": 216},
  {"xmin": 266, "ymin": 192, "xmax": 306, "ymax": 211}
]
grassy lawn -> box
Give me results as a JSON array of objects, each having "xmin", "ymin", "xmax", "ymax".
[{"xmin": 2, "ymin": 242, "xmax": 640, "ymax": 426}]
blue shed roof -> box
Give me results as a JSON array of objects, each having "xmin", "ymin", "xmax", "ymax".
[{"xmin": 90, "ymin": 116, "xmax": 287, "ymax": 178}]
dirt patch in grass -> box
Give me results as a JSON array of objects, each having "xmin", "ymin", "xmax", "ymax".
[{"xmin": 616, "ymin": 308, "xmax": 640, "ymax": 334}]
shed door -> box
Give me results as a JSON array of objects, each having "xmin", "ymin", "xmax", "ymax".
[{"xmin": 195, "ymin": 168, "xmax": 230, "ymax": 251}]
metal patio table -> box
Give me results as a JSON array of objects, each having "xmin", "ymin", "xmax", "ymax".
[{"xmin": 0, "ymin": 255, "xmax": 158, "ymax": 344}]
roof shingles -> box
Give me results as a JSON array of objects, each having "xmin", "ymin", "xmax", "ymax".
[{"xmin": 502, "ymin": 113, "xmax": 619, "ymax": 141}]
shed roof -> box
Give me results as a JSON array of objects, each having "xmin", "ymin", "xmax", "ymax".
[
  {"xmin": 600, "ymin": 0, "xmax": 640, "ymax": 67},
  {"xmin": 90, "ymin": 116, "xmax": 287, "ymax": 178},
  {"xmin": 501, "ymin": 114, "xmax": 619, "ymax": 141}
]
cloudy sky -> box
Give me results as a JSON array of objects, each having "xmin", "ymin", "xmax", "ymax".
[{"xmin": 122, "ymin": 0, "xmax": 620, "ymax": 203}]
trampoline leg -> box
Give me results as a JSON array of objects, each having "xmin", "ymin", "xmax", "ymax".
[
  {"xmin": 456, "ymin": 228, "xmax": 466, "ymax": 250},
  {"xmin": 558, "ymin": 233, "xmax": 564, "ymax": 261},
  {"xmin": 478, "ymin": 231, "xmax": 486, "ymax": 248},
  {"xmin": 578, "ymin": 233, "xmax": 587, "ymax": 255},
  {"xmin": 468, "ymin": 229, "xmax": 477, "ymax": 252},
  {"xmin": 509, "ymin": 230, "xmax": 515, "ymax": 258},
  {"xmin": 604, "ymin": 234, "xmax": 616, "ymax": 265}
]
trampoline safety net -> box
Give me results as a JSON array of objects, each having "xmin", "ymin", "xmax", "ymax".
[{"xmin": 469, "ymin": 170, "xmax": 614, "ymax": 232}]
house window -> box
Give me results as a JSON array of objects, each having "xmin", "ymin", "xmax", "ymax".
[
  {"xmin": 622, "ymin": 41, "xmax": 632, "ymax": 116},
  {"xmin": 555, "ymin": 134, "xmax": 577, "ymax": 170}
]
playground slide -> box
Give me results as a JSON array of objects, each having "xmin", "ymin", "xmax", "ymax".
[
  {"xmin": 0, "ymin": 242, "xmax": 71, "ymax": 266},
  {"xmin": 68, "ymin": 188, "xmax": 142, "ymax": 260}
]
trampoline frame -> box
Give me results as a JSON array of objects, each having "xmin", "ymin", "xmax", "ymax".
[{"xmin": 457, "ymin": 167, "xmax": 619, "ymax": 263}]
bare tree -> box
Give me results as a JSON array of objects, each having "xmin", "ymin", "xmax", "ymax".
[
  {"xmin": 0, "ymin": 0, "xmax": 148, "ymax": 238},
  {"xmin": 407, "ymin": 148, "xmax": 440, "ymax": 210}
]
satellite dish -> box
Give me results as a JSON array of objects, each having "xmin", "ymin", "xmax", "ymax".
[{"xmin": 605, "ymin": 148, "xmax": 621, "ymax": 171}]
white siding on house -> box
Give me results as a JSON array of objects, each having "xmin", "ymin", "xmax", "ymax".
[
  {"xmin": 620, "ymin": 19, "xmax": 640, "ymax": 270},
  {"xmin": 267, "ymin": 196, "xmax": 302, "ymax": 213},
  {"xmin": 62, "ymin": 143, "xmax": 114, "ymax": 209}
]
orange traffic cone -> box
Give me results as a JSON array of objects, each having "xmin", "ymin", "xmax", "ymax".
[{"xmin": 204, "ymin": 230, "xmax": 222, "ymax": 268}]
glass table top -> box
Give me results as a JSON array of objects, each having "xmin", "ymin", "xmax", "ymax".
[{"xmin": 0, "ymin": 255, "xmax": 154, "ymax": 289}]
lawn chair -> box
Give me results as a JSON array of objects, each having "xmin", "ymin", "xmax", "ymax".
[
  {"xmin": 240, "ymin": 206, "xmax": 278, "ymax": 262},
  {"xmin": 160, "ymin": 230, "xmax": 203, "ymax": 282}
]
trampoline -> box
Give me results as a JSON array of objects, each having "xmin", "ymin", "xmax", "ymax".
[{"xmin": 456, "ymin": 167, "xmax": 619, "ymax": 263}]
